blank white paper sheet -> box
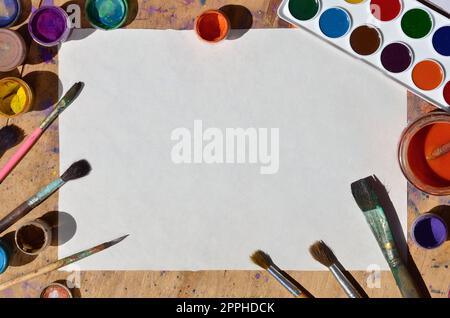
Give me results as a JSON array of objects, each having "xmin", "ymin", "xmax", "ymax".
[{"xmin": 58, "ymin": 29, "xmax": 406, "ymax": 270}]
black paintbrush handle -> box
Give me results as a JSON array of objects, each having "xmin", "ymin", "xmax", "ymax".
[{"xmin": 0, "ymin": 202, "xmax": 32, "ymax": 234}]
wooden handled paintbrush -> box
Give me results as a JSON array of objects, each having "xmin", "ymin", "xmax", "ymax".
[
  {"xmin": 250, "ymin": 250, "xmax": 313, "ymax": 298},
  {"xmin": 351, "ymin": 176, "xmax": 422, "ymax": 298},
  {"xmin": 0, "ymin": 125, "xmax": 24, "ymax": 158},
  {"xmin": 0, "ymin": 235, "xmax": 128, "ymax": 291},
  {"xmin": 0, "ymin": 159, "xmax": 91, "ymax": 234},
  {"xmin": 0, "ymin": 82, "xmax": 84, "ymax": 184},
  {"xmin": 309, "ymin": 241, "xmax": 365, "ymax": 298}
]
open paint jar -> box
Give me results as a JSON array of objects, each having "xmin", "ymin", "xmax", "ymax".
[
  {"xmin": 15, "ymin": 219, "xmax": 52, "ymax": 256},
  {"xmin": 398, "ymin": 111, "xmax": 450, "ymax": 195},
  {"xmin": 0, "ymin": 240, "xmax": 10, "ymax": 274},
  {"xmin": 0, "ymin": 29, "xmax": 27, "ymax": 72},
  {"xmin": 411, "ymin": 213, "xmax": 448, "ymax": 249},
  {"xmin": 0, "ymin": 77, "xmax": 33, "ymax": 118},
  {"xmin": 28, "ymin": 6, "xmax": 71, "ymax": 47},
  {"xmin": 195, "ymin": 10, "xmax": 230, "ymax": 43},
  {"xmin": 85, "ymin": 0, "xmax": 129, "ymax": 30},
  {"xmin": 40, "ymin": 283, "xmax": 73, "ymax": 298},
  {"xmin": 0, "ymin": 0, "xmax": 21, "ymax": 28}
]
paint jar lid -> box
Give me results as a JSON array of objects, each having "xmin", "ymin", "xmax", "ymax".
[
  {"xmin": 0, "ymin": 0, "xmax": 21, "ymax": 28},
  {"xmin": 0, "ymin": 29, "xmax": 27, "ymax": 72},
  {"xmin": 0, "ymin": 240, "xmax": 11, "ymax": 274},
  {"xmin": 85, "ymin": 0, "xmax": 129, "ymax": 30}
]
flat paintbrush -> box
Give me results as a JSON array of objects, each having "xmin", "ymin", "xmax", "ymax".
[
  {"xmin": 0, "ymin": 235, "xmax": 128, "ymax": 291},
  {"xmin": 0, "ymin": 82, "xmax": 84, "ymax": 184},
  {"xmin": 250, "ymin": 250, "xmax": 313, "ymax": 298},
  {"xmin": 0, "ymin": 125, "xmax": 24, "ymax": 157},
  {"xmin": 351, "ymin": 176, "xmax": 422, "ymax": 298},
  {"xmin": 309, "ymin": 240, "xmax": 364, "ymax": 298},
  {"xmin": 0, "ymin": 159, "xmax": 91, "ymax": 234}
]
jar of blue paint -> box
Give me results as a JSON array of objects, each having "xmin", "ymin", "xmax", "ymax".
[
  {"xmin": 0, "ymin": 240, "xmax": 11, "ymax": 274},
  {"xmin": 0, "ymin": 0, "xmax": 21, "ymax": 28}
]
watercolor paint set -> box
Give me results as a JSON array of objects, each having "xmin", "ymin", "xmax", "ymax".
[{"xmin": 278, "ymin": 0, "xmax": 450, "ymax": 111}]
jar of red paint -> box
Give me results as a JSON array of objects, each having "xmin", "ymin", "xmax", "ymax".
[{"xmin": 398, "ymin": 111, "xmax": 450, "ymax": 195}]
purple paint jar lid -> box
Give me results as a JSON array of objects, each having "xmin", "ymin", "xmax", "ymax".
[
  {"xmin": 411, "ymin": 213, "xmax": 448, "ymax": 249},
  {"xmin": 28, "ymin": 6, "xmax": 70, "ymax": 47}
]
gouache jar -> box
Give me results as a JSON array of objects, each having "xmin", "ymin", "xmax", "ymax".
[
  {"xmin": 398, "ymin": 111, "xmax": 450, "ymax": 195},
  {"xmin": 15, "ymin": 219, "xmax": 52, "ymax": 256},
  {"xmin": 0, "ymin": 77, "xmax": 33, "ymax": 118},
  {"xmin": 28, "ymin": 6, "xmax": 71, "ymax": 47},
  {"xmin": 0, "ymin": 0, "xmax": 21, "ymax": 28},
  {"xmin": 0, "ymin": 29, "xmax": 27, "ymax": 72},
  {"xmin": 411, "ymin": 213, "xmax": 448, "ymax": 249},
  {"xmin": 40, "ymin": 283, "xmax": 73, "ymax": 298},
  {"xmin": 0, "ymin": 240, "xmax": 10, "ymax": 274},
  {"xmin": 195, "ymin": 9, "xmax": 230, "ymax": 43},
  {"xmin": 85, "ymin": 0, "xmax": 129, "ymax": 30}
]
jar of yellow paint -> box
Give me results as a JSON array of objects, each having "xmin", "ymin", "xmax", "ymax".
[{"xmin": 0, "ymin": 77, "xmax": 33, "ymax": 118}]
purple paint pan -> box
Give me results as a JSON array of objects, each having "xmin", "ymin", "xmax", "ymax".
[
  {"xmin": 411, "ymin": 213, "xmax": 448, "ymax": 249},
  {"xmin": 28, "ymin": 6, "xmax": 70, "ymax": 47}
]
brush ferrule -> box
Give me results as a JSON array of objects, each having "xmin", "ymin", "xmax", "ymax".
[
  {"xmin": 329, "ymin": 264, "xmax": 363, "ymax": 298},
  {"xmin": 267, "ymin": 266, "xmax": 302, "ymax": 297},
  {"xmin": 40, "ymin": 104, "xmax": 67, "ymax": 130},
  {"xmin": 27, "ymin": 178, "xmax": 65, "ymax": 207}
]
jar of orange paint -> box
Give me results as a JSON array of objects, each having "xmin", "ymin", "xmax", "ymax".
[
  {"xmin": 398, "ymin": 111, "xmax": 450, "ymax": 195},
  {"xmin": 195, "ymin": 9, "xmax": 230, "ymax": 43}
]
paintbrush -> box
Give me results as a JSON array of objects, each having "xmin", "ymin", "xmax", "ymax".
[
  {"xmin": 0, "ymin": 125, "xmax": 24, "ymax": 157},
  {"xmin": 0, "ymin": 82, "xmax": 84, "ymax": 184},
  {"xmin": 309, "ymin": 240, "xmax": 364, "ymax": 298},
  {"xmin": 0, "ymin": 159, "xmax": 91, "ymax": 234},
  {"xmin": 0, "ymin": 235, "xmax": 128, "ymax": 291},
  {"xmin": 250, "ymin": 250, "xmax": 313, "ymax": 298},
  {"xmin": 351, "ymin": 176, "xmax": 422, "ymax": 298},
  {"xmin": 426, "ymin": 141, "xmax": 450, "ymax": 160}
]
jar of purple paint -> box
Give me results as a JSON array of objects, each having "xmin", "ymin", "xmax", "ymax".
[
  {"xmin": 28, "ymin": 6, "xmax": 71, "ymax": 47},
  {"xmin": 411, "ymin": 213, "xmax": 448, "ymax": 249}
]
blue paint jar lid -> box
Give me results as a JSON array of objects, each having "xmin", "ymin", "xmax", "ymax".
[{"xmin": 0, "ymin": 240, "xmax": 10, "ymax": 274}]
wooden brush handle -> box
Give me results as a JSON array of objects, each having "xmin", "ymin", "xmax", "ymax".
[
  {"xmin": 391, "ymin": 264, "xmax": 422, "ymax": 298},
  {"xmin": 0, "ymin": 201, "xmax": 31, "ymax": 234}
]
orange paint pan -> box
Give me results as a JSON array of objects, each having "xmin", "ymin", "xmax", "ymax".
[{"xmin": 195, "ymin": 10, "xmax": 230, "ymax": 43}]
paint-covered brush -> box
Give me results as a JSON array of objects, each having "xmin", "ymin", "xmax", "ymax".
[
  {"xmin": 0, "ymin": 82, "xmax": 84, "ymax": 184},
  {"xmin": 309, "ymin": 241, "xmax": 364, "ymax": 298},
  {"xmin": 250, "ymin": 250, "xmax": 313, "ymax": 298},
  {"xmin": 426, "ymin": 141, "xmax": 450, "ymax": 160},
  {"xmin": 0, "ymin": 125, "xmax": 24, "ymax": 157},
  {"xmin": 0, "ymin": 159, "xmax": 91, "ymax": 234},
  {"xmin": 0, "ymin": 235, "xmax": 128, "ymax": 291},
  {"xmin": 351, "ymin": 176, "xmax": 422, "ymax": 298}
]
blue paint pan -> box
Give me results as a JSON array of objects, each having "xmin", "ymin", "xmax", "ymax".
[{"xmin": 0, "ymin": 0, "xmax": 21, "ymax": 28}]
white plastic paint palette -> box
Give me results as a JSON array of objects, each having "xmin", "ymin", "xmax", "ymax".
[{"xmin": 278, "ymin": 0, "xmax": 450, "ymax": 111}]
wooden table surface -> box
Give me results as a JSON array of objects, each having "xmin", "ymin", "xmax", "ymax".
[{"xmin": 0, "ymin": 0, "xmax": 448, "ymax": 298}]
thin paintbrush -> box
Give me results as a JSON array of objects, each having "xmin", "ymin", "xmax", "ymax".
[
  {"xmin": 0, "ymin": 235, "xmax": 128, "ymax": 291},
  {"xmin": 0, "ymin": 159, "xmax": 91, "ymax": 234},
  {"xmin": 0, "ymin": 82, "xmax": 84, "ymax": 184},
  {"xmin": 309, "ymin": 241, "xmax": 364, "ymax": 298},
  {"xmin": 351, "ymin": 176, "xmax": 422, "ymax": 298},
  {"xmin": 0, "ymin": 125, "xmax": 24, "ymax": 158},
  {"xmin": 250, "ymin": 250, "xmax": 313, "ymax": 298}
]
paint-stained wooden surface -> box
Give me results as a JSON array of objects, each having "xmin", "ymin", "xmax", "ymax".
[{"xmin": 0, "ymin": 0, "xmax": 448, "ymax": 298}]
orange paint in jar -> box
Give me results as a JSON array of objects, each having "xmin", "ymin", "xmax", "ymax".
[
  {"xmin": 399, "ymin": 112, "xmax": 450, "ymax": 195},
  {"xmin": 195, "ymin": 10, "xmax": 230, "ymax": 43}
]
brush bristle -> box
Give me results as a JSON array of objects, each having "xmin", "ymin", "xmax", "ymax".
[
  {"xmin": 351, "ymin": 176, "xmax": 380, "ymax": 212},
  {"xmin": 0, "ymin": 125, "xmax": 25, "ymax": 152},
  {"xmin": 309, "ymin": 241, "xmax": 337, "ymax": 268},
  {"xmin": 250, "ymin": 250, "xmax": 273, "ymax": 270},
  {"xmin": 61, "ymin": 159, "xmax": 92, "ymax": 182}
]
